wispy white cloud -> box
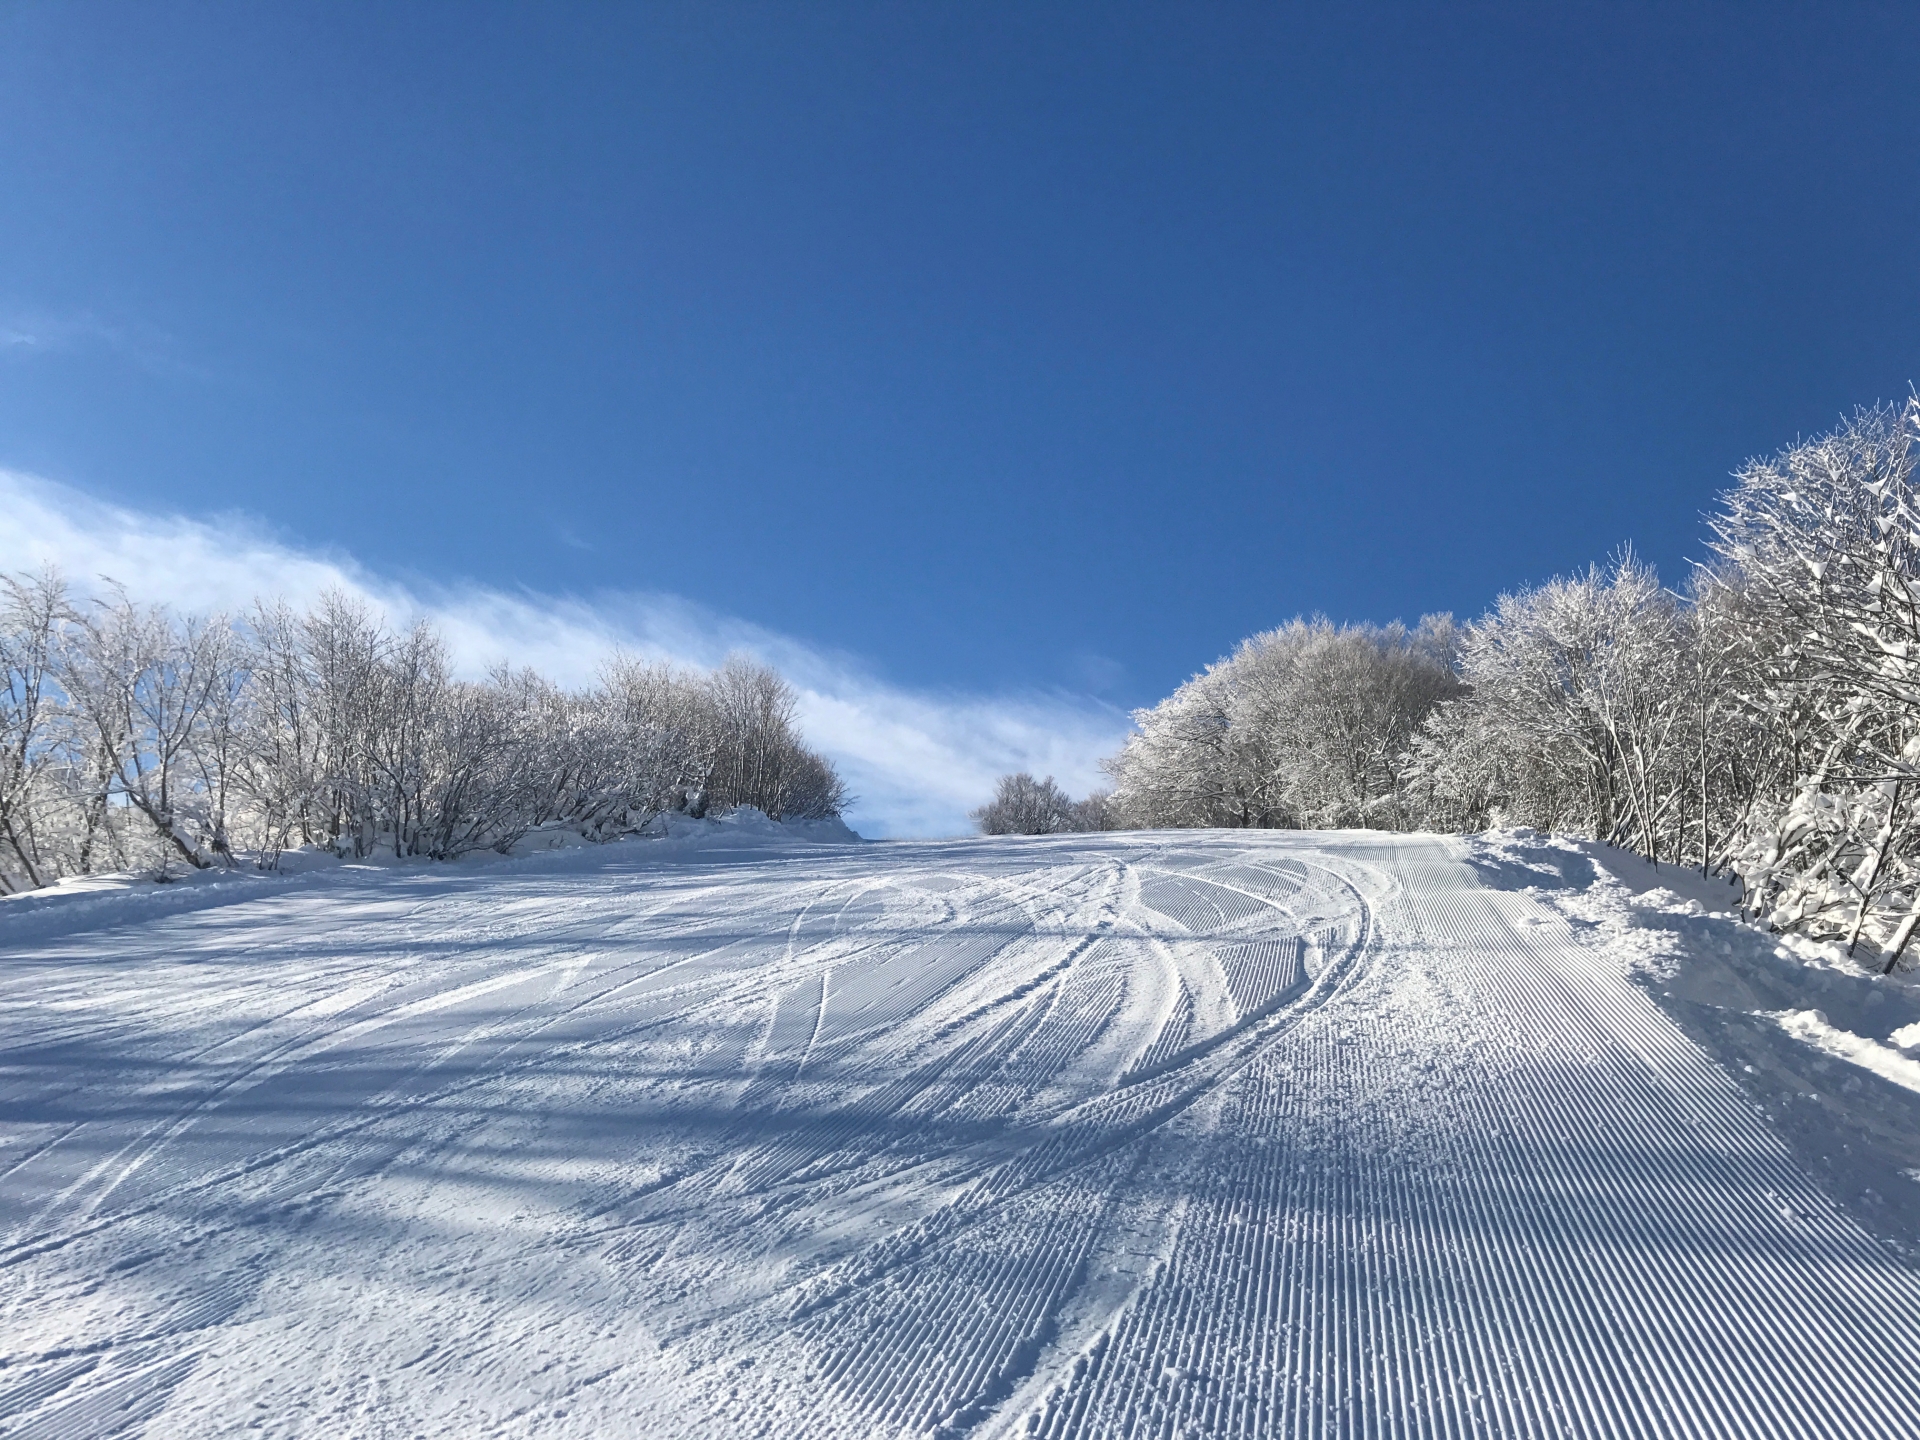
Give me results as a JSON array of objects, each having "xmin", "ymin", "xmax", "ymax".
[
  {"xmin": 0, "ymin": 310, "xmax": 209, "ymax": 381},
  {"xmin": 0, "ymin": 469, "xmax": 1130, "ymax": 837}
]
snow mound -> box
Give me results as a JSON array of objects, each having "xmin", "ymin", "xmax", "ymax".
[
  {"xmin": 1458, "ymin": 827, "xmax": 1920, "ymax": 1256},
  {"xmin": 501, "ymin": 807, "xmax": 861, "ymax": 857},
  {"xmin": 647, "ymin": 806, "xmax": 862, "ymax": 848},
  {"xmin": 1, "ymin": 809, "xmax": 861, "ymax": 945},
  {"xmin": 1768, "ymin": 1009, "xmax": 1920, "ymax": 1095}
]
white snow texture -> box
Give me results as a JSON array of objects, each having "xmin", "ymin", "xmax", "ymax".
[{"xmin": 2, "ymin": 826, "xmax": 1918, "ymax": 1437}]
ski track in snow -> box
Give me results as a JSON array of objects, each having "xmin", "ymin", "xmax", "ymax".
[{"xmin": 1, "ymin": 832, "xmax": 1916, "ymax": 1437}]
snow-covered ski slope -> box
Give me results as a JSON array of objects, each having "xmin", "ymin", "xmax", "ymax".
[{"xmin": 3, "ymin": 831, "xmax": 1918, "ymax": 1438}]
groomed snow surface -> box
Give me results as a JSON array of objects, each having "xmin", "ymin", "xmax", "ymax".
[{"xmin": 3, "ymin": 826, "xmax": 1919, "ymax": 1438}]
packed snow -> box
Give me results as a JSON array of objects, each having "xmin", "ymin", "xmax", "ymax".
[{"xmin": 3, "ymin": 824, "xmax": 1918, "ymax": 1437}]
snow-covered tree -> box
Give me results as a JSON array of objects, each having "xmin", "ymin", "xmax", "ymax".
[
  {"xmin": 1406, "ymin": 554, "xmax": 1690, "ymax": 855},
  {"xmin": 1104, "ymin": 616, "xmax": 1460, "ymax": 830},
  {"xmin": 0, "ymin": 579, "xmax": 849, "ymax": 889},
  {"xmin": 971, "ymin": 773, "xmax": 1081, "ymax": 835},
  {"xmin": 0, "ymin": 569, "xmax": 68, "ymax": 891},
  {"xmin": 1396, "ymin": 401, "xmax": 1920, "ymax": 972},
  {"xmin": 1706, "ymin": 400, "xmax": 1920, "ymax": 968}
]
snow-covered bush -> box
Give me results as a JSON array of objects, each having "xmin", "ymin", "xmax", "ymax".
[
  {"xmin": 0, "ymin": 577, "xmax": 848, "ymax": 890},
  {"xmin": 1704, "ymin": 400, "xmax": 1920, "ymax": 968},
  {"xmin": 970, "ymin": 772, "xmax": 1100, "ymax": 835}
]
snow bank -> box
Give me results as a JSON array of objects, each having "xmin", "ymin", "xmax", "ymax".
[
  {"xmin": 645, "ymin": 805, "xmax": 862, "ymax": 849},
  {"xmin": 1457, "ymin": 828, "xmax": 1920, "ymax": 1257},
  {"xmin": 0, "ymin": 807, "xmax": 861, "ymax": 948},
  {"xmin": 1767, "ymin": 1009, "xmax": 1920, "ymax": 1095}
]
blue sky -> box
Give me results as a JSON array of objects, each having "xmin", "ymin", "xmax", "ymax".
[{"xmin": 5, "ymin": 3, "xmax": 1920, "ymax": 833}]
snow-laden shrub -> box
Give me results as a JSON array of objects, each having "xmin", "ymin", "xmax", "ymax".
[
  {"xmin": 969, "ymin": 773, "xmax": 1116, "ymax": 835},
  {"xmin": 0, "ymin": 577, "xmax": 847, "ymax": 889},
  {"xmin": 1708, "ymin": 400, "xmax": 1920, "ymax": 968}
]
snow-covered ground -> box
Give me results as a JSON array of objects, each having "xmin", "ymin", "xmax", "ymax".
[{"xmin": 3, "ymin": 828, "xmax": 1918, "ymax": 1437}]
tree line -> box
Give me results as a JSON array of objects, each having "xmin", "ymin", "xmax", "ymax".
[
  {"xmin": 980, "ymin": 401, "xmax": 1920, "ymax": 973},
  {"xmin": 0, "ymin": 579, "xmax": 846, "ymax": 892}
]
